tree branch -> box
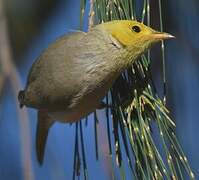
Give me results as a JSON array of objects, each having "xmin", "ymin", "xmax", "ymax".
[{"xmin": 0, "ymin": 1, "xmax": 34, "ymax": 179}]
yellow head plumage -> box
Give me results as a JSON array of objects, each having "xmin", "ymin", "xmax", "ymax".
[{"xmin": 99, "ymin": 20, "xmax": 174, "ymax": 47}]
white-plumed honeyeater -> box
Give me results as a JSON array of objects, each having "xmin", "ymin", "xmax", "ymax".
[{"xmin": 18, "ymin": 20, "xmax": 174, "ymax": 164}]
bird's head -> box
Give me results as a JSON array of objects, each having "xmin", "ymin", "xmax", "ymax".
[{"xmin": 99, "ymin": 20, "xmax": 174, "ymax": 62}]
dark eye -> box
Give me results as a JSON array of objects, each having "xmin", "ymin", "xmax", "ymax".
[{"xmin": 132, "ymin": 25, "xmax": 141, "ymax": 33}]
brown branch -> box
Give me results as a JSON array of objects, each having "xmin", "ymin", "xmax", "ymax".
[
  {"xmin": 88, "ymin": 0, "xmax": 95, "ymax": 30},
  {"xmin": 0, "ymin": 1, "xmax": 34, "ymax": 180}
]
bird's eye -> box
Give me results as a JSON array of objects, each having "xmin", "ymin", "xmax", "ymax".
[{"xmin": 132, "ymin": 26, "xmax": 141, "ymax": 33}]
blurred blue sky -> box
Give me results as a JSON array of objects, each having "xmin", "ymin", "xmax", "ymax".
[{"xmin": 1, "ymin": 0, "xmax": 199, "ymax": 179}]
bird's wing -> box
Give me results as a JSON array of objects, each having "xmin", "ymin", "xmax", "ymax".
[
  {"xmin": 26, "ymin": 31, "xmax": 86, "ymax": 86},
  {"xmin": 25, "ymin": 31, "xmax": 87, "ymax": 110},
  {"xmin": 36, "ymin": 110, "xmax": 54, "ymax": 165}
]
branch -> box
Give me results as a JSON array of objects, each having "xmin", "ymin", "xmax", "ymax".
[
  {"xmin": 0, "ymin": 1, "xmax": 34, "ymax": 179},
  {"xmin": 88, "ymin": 0, "xmax": 95, "ymax": 30}
]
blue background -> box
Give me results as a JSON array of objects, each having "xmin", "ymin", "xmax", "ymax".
[{"xmin": 0, "ymin": 0, "xmax": 199, "ymax": 179}]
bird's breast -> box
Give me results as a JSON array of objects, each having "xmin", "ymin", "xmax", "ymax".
[{"xmin": 48, "ymin": 75, "xmax": 116, "ymax": 123}]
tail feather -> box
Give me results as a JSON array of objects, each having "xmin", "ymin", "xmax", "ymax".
[{"xmin": 36, "ymin": 111, "xmax": 54, "ymax": 165}]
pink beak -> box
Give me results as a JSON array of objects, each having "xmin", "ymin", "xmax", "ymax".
[{"xmin": 152, "ymin": 32, "xmax": 175, "ymax": 40}]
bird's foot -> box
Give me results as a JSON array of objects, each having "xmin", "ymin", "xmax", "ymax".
[{"xmin": 97, "ymin": 101, "xmax": 112, "ymax": 109}]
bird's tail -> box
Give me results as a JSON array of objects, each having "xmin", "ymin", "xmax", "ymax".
[
  {"xmin": 18, "ymin": 90, "xmax": 25, "ymax": 108},
  {"xmin": 36, "ymin": 111, "xmax": 54, "ymax": 165}
]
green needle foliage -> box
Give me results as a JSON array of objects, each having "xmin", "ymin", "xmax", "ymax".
[{"xmin": 73, "ymin": 0, "xmax": 195, "ymax": 179}]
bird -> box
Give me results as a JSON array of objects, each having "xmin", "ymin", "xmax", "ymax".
[{"xmin": 18, "ymin": 20, "xmax": 174, "ymax": 165}]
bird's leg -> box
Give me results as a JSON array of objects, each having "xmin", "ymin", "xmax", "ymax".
[
  {"xmin": 97, "ymin": 98, "xmax": 134, "ymax": 110},
  {"xmin": 97, "ymin": 101, "xmax": 112, "ymax": 109},
  {"xmin": 40, "ymin": 108, "xmax": 48, "ymax": 113}
]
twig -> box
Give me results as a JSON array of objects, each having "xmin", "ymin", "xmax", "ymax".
[
  {"xmin": 158, "ymin": 0, "xmax": 167, "ymax": 104},
  {"xmin": 94, "ymin": 111, "xmax": 99, "ymax": 160},
  {"xmin": 88, "ymin": 0, "xmax": 95, "ymax": 30},
  {"xmin": 0, "ymin": 1, "xmax": 34, "ymax": 180},
  {"xmin": 80, "ymin": 121, "xmax": 88, "ymax": 180}
]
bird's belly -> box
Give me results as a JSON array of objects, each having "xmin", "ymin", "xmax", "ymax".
[
  {"xmin": 48, "ymin": 88, "xmax": 104, "ymax": 123},
  {"xmin": 48, "ymin": 111, "xmax": 86, "ymax": 123},
  {"xmin": 48, "ymin": 102, "xmax": 98, "ymax": 123}
]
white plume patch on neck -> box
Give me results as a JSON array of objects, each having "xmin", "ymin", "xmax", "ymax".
[{"xmin": 109, "ymin": 34, "xmax": 123, "ymax": 49}]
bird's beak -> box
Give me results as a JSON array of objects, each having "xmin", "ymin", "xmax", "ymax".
[{"xmin": 151, "ymin": 32, "xmax": 175, "ymax": 40}]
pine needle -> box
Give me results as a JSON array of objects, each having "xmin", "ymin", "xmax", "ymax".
[{"xmin": 74, "ymin": 0, "xmax": 195, "ymax": 179}]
